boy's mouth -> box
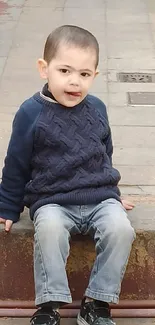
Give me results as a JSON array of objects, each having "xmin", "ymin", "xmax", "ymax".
[{"xmin": 65, "ymin": 91, "xmax": 81, "ymax": 97}]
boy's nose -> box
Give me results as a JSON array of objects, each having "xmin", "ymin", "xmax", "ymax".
[{"xmin": 69, "ymin": 75, "xmax": 80, "ymax": 86}]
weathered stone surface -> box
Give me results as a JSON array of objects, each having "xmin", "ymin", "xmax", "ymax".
[{"xmin": 0, "ymin": 204, "xmax": 155, "ymax": 301}]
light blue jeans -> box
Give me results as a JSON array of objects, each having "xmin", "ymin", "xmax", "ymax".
[{"xmin": 33, "ymin": 199, "xmax": 135, "ymax": 306}]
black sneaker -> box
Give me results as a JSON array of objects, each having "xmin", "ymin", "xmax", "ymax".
[
  {"xmin": 77, "ymin": 298, "xmax": 116, "ymax": 325},
  {"xmin": 30, "ymin": 308, "xmax": 60, "ymax": 325}
]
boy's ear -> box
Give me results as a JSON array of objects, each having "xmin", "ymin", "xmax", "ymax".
[
  {"xmin": 37, "ymin": 59, "xmax": 48, "ymax": 79},
  {"xmin": 95, "ymin": 69, "xmax": 99, "ymax": 77}
]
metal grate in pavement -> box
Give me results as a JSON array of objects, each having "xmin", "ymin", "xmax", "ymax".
[
  {"xmin": 118, "ymin": 72, "xmax": 155, "ymax": 83},
  {"xmin": 128, "ymin": 92, "xmax": 155, "ymax": 105}
]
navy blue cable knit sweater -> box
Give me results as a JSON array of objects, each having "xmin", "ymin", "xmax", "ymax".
[{"xmin": 0, "ymin": 85, "xmax": 121, "ymax": 222}]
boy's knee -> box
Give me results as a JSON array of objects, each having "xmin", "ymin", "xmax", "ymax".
[
  {"xmin": 114, "ymin": 220, "xmax": 135, "ymax": 241},
  {"xmin": 99, "ymin": 217, "xmax": 135, "ymax": 245}
]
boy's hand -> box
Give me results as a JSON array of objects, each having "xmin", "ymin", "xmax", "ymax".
[
  {"xmin": 121, "ymin": 199, "xmax": 135, "ymax": 211},
  {"xmin": 0, "ymin": 217, "xmax": 13, "ymax": 232}
]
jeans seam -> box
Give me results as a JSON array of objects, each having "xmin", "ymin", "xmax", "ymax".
[
  {"xmin": 35, "ymin": 231, "xmax": 48, "ymax": 294},
  {"xmin": 114, "ymin": 230, "xmax": 135, "ymax": 296},
  {"xmin": 87, "ymin": 224, "xmax": 103, "ymax": 283}
]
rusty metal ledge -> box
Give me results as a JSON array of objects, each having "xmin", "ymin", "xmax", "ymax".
[
  {"xmin": 1, "ymin": 308, "xmax": 155, "ymax": 318},
  {"xmin": 1, "ymin": 300, "xmax": 155, "ymax": 309}
]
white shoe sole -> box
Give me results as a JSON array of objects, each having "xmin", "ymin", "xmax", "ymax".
[
  {"xmin": 76, "ymin": 313, "xmax": 116, "ymax": 325},
  {"xmin": 77, "ymin": 313, "xmax": 89, "ymax": 325}
]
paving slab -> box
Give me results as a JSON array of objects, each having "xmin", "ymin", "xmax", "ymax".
[
  {"xmin": 107, "ymin": 29, "xmax": 152, "ymax": 43},
  {"xmin": 24, "ymin": 0, "xmax": 65, "ymax": 7},
  {"xmin": 106, "ymin": 10, "xmax": 148, "ymax": 24},
  {"xmin": 0, "ymin": 39, "xmax": 13, "ymax": 57},
  {"xmin": 0, "ymin": 80, "xmax": 43, "ymax": 106},
  {"xmin": 108, "ymin": 58, "xmax": 155, "ymax": 71},
  {"xmin": 117, "ymin": 166, "xmax": 155, "ymax": 186},
  {"xmin": 107, "ymin": 23, "xmax": 151, "ymax": 37},
  {"xmin": 140, "ymin": 186, "xmax": 155, "ymax": 195},
  {"xmin": 90, "ymin": 92, "xmax": 108, "ymax": 107},
  {"xmin": 0, "ymin": 57, "xmax": 7, "ymax": 77},
  {"xmin": 113, "ymin": 148, "xmax": 155, "ymax": 166},
  {"xmin": 108, "ymin": 92, "xmax": 128, "ymax": 107},
  {"xmin": 106, "ymin": 0, "xmax": 147, "ymax": 11},
  {"xmin": 112, "ymin": 126, "xmax": 155, "ymax": 147},
  {"xmin": 119, "ymin": 185, "xmax": 145, "ymax": 195},
  {"xmin": 63, "ymin": 9, "xmax": 105, "ymax": 32},
  {"xmin": 108, "ymin": 47, "xmax": 155, "ymax": 59},
  {"xmin": 0, "ymin": 6, "xmax": 23, "ymax": 22},
  {"xmin": 108, "ymin": 106, "xmax": 155, "ymax": 126},
  {"xmin": 108, "ymin": 82, "xmax": 155, "ymax": 92},
  {"xmin": 19, "ymin": 7, "xmax": 64, "ymax": 24},
  {"xmin": 65, "ymin": 0, "xmax": 104, "ymax": 8},
  {"xmin": 1, "ymin": 0, "xmax": 25, "ymax": 5}
]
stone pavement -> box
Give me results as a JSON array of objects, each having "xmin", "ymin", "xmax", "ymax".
[{"xmin": 0, "ymin": 0, "xmax": 155, "ymax": 197}]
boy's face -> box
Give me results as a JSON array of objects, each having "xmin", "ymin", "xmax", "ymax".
[{"xmin": 38, "ymin": 43, "xmax": 98, "ymax": 107}]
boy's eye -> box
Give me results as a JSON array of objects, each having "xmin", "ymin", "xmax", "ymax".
[
  {"xmin": 60, "ymin": 69, "xmax": 70, "ymax": 74},
  {"xmin": 81, "ymin": 72, "xmax": 90, "ymax": 77}
]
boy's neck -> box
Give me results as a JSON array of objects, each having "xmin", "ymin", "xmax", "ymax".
[
  {"xmin": 41, "ymin": 83, "xmax": 87, "ymax": 108},
  {"xmin": 42, "ymin": 83, "xmax": 56, "ymax": 101}
]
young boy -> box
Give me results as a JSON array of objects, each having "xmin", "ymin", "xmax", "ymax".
[{"xmin": 0, "ymin": 25, "xmax": 135, "ymax": 325}]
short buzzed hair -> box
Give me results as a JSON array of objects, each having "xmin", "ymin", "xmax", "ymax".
[{"xmin": 43, "ymin": 25, "xmax": 99, "ymax": 68}]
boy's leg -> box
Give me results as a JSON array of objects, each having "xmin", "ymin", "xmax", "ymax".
[
  {"xmin": 85, "ymin": 199, "xmax": 135, "ymax": 303},
  {"xmin": 77, "ymin": 199, "xmax": 135, "ymax": 325},
  {"xmin": 33, "ymin": 203, "xmax": 80, "ymax": 307}
]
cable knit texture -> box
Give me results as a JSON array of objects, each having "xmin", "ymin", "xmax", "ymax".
[{"xmin": 0, "ymin": 88, "xmax": 121, "ymax": 222}]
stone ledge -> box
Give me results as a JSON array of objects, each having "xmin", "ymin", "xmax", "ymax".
[{"xmin": 0, "ymin": 203, "xmax": 154, "ymax": 232}]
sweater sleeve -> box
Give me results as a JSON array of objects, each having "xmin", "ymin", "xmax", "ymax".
[{"xmin": 0, "ymin": 104, "xmax": 35, "ymax": 222}]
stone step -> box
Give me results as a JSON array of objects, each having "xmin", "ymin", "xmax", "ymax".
[
  {"xmin": 0, "ymin": 318, "xmax": 155, "ymax": 325},
  {"xmin": 0, "ymin": 202, "xmax": 155, "ymax": 302}
]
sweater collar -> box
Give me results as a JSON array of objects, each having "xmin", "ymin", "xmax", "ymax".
[
  {"xmin": 40, "ymin": 83, "xmax": 87, "ymax": 109},
  {"xmin": 41, "ymin": 83, "xmax": 57, "ymax": 104}
]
